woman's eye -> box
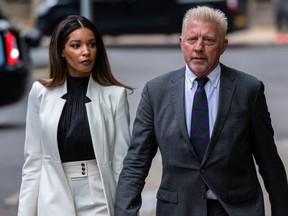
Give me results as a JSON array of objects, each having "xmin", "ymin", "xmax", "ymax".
[
  {"xmin": 89, "ymin": 42, "xmax": 96, "ymax": 48},
  {"xmin": 71, "ymin": 43, "xmax": 80, "ymax": 48}
]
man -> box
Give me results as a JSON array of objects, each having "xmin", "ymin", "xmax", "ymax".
[{"xmin": 115, "ymin": 6, "xmax": 288, "ymax": 216}]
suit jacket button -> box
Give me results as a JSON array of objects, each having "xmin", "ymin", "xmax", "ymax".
[{"xmin": 200, "ymin": 169, "xmax": 205, "ymax": 174}]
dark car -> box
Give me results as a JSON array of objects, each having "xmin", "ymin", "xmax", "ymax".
[
  {"xmin": 26, "ymin": 0, "xmax": 249, "ymax": 47},
  {"xmin": 0, "ymin": 0, "xmax": 30, "ymax": 106}
]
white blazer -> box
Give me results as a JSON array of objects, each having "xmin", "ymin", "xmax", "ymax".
[{"xmin": 18, "ymin": 76, "xmax": 131, "ymax": 216}]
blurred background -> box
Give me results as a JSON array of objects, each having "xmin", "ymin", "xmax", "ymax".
[
  {"xmin": 4, "ymin": 0, "xmax": 278, "ymax": 47},
  {"xmin": 1, "ymin": 0, "xmax": 288, "ymax": 215}
]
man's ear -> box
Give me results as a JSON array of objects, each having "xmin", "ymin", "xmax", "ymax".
[{"xmin": 220, "ymin": 39, "xmax": 228, "ymax": 55}]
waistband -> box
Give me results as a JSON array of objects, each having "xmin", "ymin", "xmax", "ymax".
[{"xmin": 62, "ymin": 159, "xmax": 99, "ymax": 178}]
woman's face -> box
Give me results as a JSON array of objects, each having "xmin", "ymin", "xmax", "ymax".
[{"xmin": 62, "ymin": 27, "xmax": 97, "ymax": 77}]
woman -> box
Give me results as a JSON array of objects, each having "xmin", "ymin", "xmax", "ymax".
[{"xmin": 18, "ymin": 15, "xmax": 132, "ymax": 216}]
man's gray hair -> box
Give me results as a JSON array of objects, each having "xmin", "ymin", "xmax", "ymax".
[{"xmin": 181, "ymin": 5, "xmax": 228, "ymax": 37}]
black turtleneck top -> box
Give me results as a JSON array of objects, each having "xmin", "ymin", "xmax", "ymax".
[{"xmin": 57, "ymin": 75, "xmax": 96, "ymax": 162}]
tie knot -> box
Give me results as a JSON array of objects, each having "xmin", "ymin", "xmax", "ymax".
[{"xmin": 196, "ymin": 77, "xmax": 209, "ymax": 88}]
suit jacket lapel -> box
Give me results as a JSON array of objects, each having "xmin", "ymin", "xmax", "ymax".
[
  {"xmin": 45, "ymin": 81, "xmax": 67, "ymax": 160},
  {"xmin": 85, "ymin": 76, "xmax": 105, "ymax": 162},
  {"xmin": 203, "ymin": 64, "xmax": 236, "ymax": 162},
  {"xmin": 169, "ymin": 67, "xmax": 199, "ymax": 159}
]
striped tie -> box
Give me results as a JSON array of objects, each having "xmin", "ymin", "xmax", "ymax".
[{"xmin": 190, "ymin": 77, "xmax": 209, "ymax": 161}]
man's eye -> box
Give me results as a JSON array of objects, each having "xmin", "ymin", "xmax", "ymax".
[
  {"xmin": 204, "ymin": 38, "xmax": 215, "ymax": 45},
  {"xmin": 187, "ymin": 38, "xmax": 197, "ymax": 45}
]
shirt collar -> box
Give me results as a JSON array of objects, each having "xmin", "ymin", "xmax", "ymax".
[{"xmin": 185, "ymin": 64, "xmax": 221, "ymax": 89}]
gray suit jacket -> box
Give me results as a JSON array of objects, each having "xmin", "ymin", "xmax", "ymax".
[{"xmin": 115, "ymin": 64, "xmax": 288, "ymax": 216}]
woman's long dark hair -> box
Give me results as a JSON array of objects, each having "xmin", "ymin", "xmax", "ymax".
[{"xmin": 39, "ymin": 15, "xmax": 133, "ymax": 92}]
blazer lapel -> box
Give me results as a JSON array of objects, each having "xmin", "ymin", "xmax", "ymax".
[
  {"xmin": 85, "ymin": 76, "xmax": 105, "ymax": 163},
  {"xmin": 203, "ymin": 65, "xmax": 236, "ymax": 162},
  {"xmin": 44, "ymin": 81, "xmax": 67, "ymax": 160},
  {"xmin": 169, "ymin": 68, "xmax": 199, "ymax": 159}
]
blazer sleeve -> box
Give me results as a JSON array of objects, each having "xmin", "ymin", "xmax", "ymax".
[
  {"xmin": 18, "ymin": 82, "xmax": 43, "ymax": 216},
  {"xmin": 115, "ymin": 83, "xmax": 158, "ymax": 216},
  {"xmin": 252, "ymin": 81, "xmax": 288, "ymax": 215},
  {"xmin": 113, "ymin": 88, "xmax": 131, "ymax": 183}
]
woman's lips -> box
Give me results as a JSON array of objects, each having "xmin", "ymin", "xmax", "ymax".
[{"xmin": 80, "ymin": 60, "xmax": 92, "ymax": 66}]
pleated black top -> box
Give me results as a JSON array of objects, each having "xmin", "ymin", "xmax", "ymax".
[{"xmin": 57, "ymin": 75, "xmax": 96, "ymax": 162}]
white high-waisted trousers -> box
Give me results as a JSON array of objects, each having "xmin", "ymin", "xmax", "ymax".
[{"xmin": 62, "ymin": 159, "xmax": 109, "ymax": 216}]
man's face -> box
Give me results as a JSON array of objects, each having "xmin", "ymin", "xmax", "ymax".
[{"xmin": 180, "ymin": 20, "xmax": 228, "ymax": 77}]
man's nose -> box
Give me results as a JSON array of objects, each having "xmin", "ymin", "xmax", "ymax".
[{"xmin": 194, "ymin": 38, "xmax": 204, "ymax": 51}]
